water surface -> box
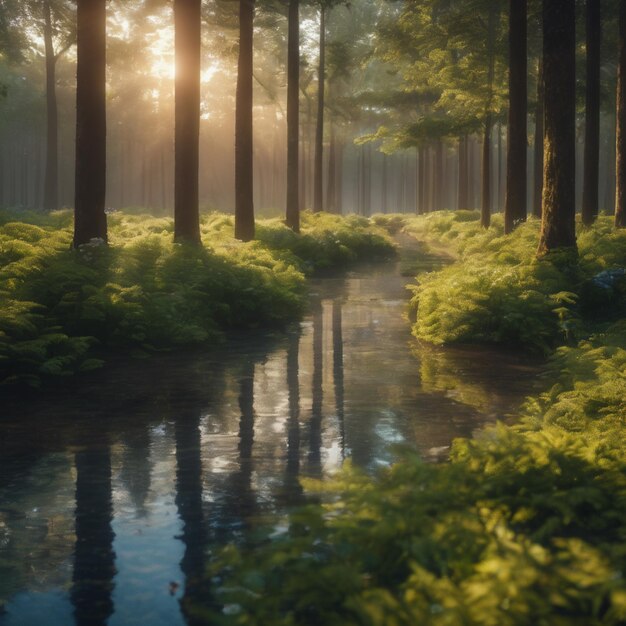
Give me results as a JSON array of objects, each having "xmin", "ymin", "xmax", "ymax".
[{"xmin": 0, "ymin": 260, "xmax": 544, "ymax": 625}]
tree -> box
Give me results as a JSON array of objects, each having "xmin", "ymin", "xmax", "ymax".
[
  {"xmin": 504, "ymin": 0, "xmax": 527, "ymax": 234},
  {"xmin": 285, "ymin": 0, "xmax": 300, "ymax": 232},
  {"xmin": 313, "ymin": 2, "xmax": 327, "ymax": 213},
  {"xmin": 42, "ymin": 0, "xmax": 75, "ymax": 212},
  {"xmin": 617, "ymin": 0, "xmax": 626, "ymax": 229},
  {"xmin": 174, "ymin": 0, "xmax": 201, "ymax": 244},
  {"xmin": 235, "ymin": 0, "xmax": 255, "ymax": 241},
  {"xmin": 582, "ymin": 0, "xmax": 601, "ymax": 226},
  {"xmin": 73, "ymin": 0, "xmax": 107, "ymax": 247},
  {"xmin": 537, "ymin": 0, "xmax": 577, "ymax": 254}
]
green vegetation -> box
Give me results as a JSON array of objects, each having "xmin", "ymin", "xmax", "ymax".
[
  {"xmin": 0, "ymin": 210, "xmax": 394, "ymax": 386},
  {"xmin": 404, "ymin": 212, "xmax": 626, "ymax": 354},
  {"xmin": 198, "ymin": 211, "xmax": 626, "ymax": 626}
]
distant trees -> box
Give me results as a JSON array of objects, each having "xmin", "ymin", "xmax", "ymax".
[
  {"xmin": 73, "ymin": 0, "xmax": 107, "ymax": 247},
  {"xmin": 537, "ymin": 0, "xmax": 577, "ymax": 254},
  {"xmin": 174, "ymin": 0, "xmax": 201, "ymax": 244},
  {"xmin": 313, "ymin": 2, "xmax": 327, "ymax": 213},
  {"xmin": 235, "ymin": 0, "xmax": 255, "ymax": 241}
]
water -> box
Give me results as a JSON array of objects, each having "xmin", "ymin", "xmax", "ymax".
[{"xmin": 0, "ymin": 260, "xmax": 544, "ymax": 625}]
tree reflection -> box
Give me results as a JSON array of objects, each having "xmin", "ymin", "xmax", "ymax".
[
  {"xmin": 119, "ymin": 422, "xmax": 152, "ymax": 517},
  {"xmin": 283, "ymin": 330, "xmax": 303, "ymax": 502},
  {"xmin": 332, "ymin": 299, "xmax": 345, "ymax": 458},
  {"xmin": 308, "ymin": 298, "xmax": 323, "ymax": 477},
  {"xmin": 71, "ymin": 444, "xmax": 116, "ymax": 626}
]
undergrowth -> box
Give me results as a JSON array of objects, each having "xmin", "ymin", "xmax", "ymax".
[
  {"xmin": 403, "ymin": 212, "xmax": 626, "ymax": 353},
  {"xmin": 0, "ymin": 209, "xmax": 394, "ymax": 386}
]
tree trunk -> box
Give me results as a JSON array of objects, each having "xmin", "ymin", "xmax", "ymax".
[
  {"xmin": 481, "ymin": 3, "xmax": 497, "ymax": 229},
  {"xmin": 235, "ymin": 0, "xmax": 255, "ymax": 241},
  {"xmin": 43, "ymin": 0, "xmax": 59, "ymax": 212},
  {"xmin": 326, "ymin": 121, "xmax": 336, "ymax": 212},
  {"xmin": 457, "ymin": 135, "xmax": 468, "ymax": 210},
  {"xmin": 418, "ymin": 145, "xmax": 426, "ymax": 214},
  {"xmin": 582, "ymin": 0, "xmax": 601, "ymax": 226},
  {"xmin": 617, "ymin": 0, "xmax": 626, "ymax": 228},
  {"xmin": 286, "ymin": 0, "xmax": 300, "ymax": 231},
  {"xmin": 538, "ymin": 0, "xmax": 577, "ymax": 253},
  {"xmin": 74, "ymin": 0, "xmax": 107, "ymax": 247},
  {"xmin": 533, "ymin": 58, "xmax": 544, "ymax": 218},
  {"xmin": 174, "ymin": 0, "xmax": 201, "ymax": 244},
  {"xmin": 313, "ymin": 5, "xmax": 325, "ymax": 213},
  {"xmin": 381, "ymin": 153, "xmax": 388, "ymax": 214},
  {"xmin": 504, "ymin": 0, "xmax": 527, "ymax": 233}
]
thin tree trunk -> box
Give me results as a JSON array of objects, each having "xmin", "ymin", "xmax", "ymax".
[
  {"xmin": 313, "ymin": 5, "xmax": 325, "ymax": 213},
  {"xmin": 457, "ymin": 135, "xmax": 468, "ymax": 210},
  {"xmin": 74, "ymin": 0, "xmax": 107, "ymax": 247},
  {"xmin": 582, "ymin": 0, "xmax": 601, "ymax": 226},
  {"xmin": 174, "ymin": 0, "xmax": 201, "ymax": 244},
  {"xmin": 326, "ymin": 121, "xmax": 336, "ymax": 212},
  {"xmin": 533, "ymin": 58, "xmax": 544, "ymax": 218},
  {"xmin": 617, "ymin": 0, "xmax": 626, "ymax": 228},
  {"xmin": 43, "ymin": 0, "xmax": 59, "ymax": 212},
  {"xmin": 418, "ymin": 145, "xmax": 426, "ymax": 213},
  {"xmin": 504, "ymin": 0, "xmax": 527, "ymax": 233},
  {"xmin": 481, "ymin": 3, "xmax": 497, "ymax": 229},
  {"xmin": 335, "ymin": 138, "xmax": 343, "ymax": 213},
  {"xmin": 235, "ymin": 0, "xmax": 255, "ymax": 241},
  {"xmin": 381, "ymin": 153, "xmax": 388, "ymax": 214},
  {"xmin": 286, "ymin": 0, "xmax": 300, "ymax": 231},
  {"xmin": 538, "ymin": 0, "xmax": 577, "ymax": 253}
]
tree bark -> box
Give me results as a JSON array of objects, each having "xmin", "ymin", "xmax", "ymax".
[
  {"xmin": 313, "ymin": 5, "xmax": 325, "ymax": 213},
  {"xmin": 481, "ymin": 2, "xmax": 497, "ymax": 229},
  {"xmin": 418, "ymin": 145, "xmax": 426, "ymax": 214},
  {"xmin": 286, "ymin": 0, "xmax": 300, "ymax": 231},
  {"xmin": 617, "ymin": 0, "xmax": 626, "ymax": 228},
  {"xmin": 537, "ymin": 0, "xmax": 577, "ymax": 253},
  {"xmin": 174, "ymin": 0, "xmax": 201, "ymax": 244},
  {"xmin": 504, "ymin": 0, "xmax": 527, "ymax": 233},
  {"xmin": 582, "ymin": 0, "xmax": 601, "ymax": 226},
  {"xmin": 235, "ymin": 0, "xmax": 255, "ymax": 241},
  {"xmin": 533, "ymin": 58, "xmax": 544, "ymax": 218},
  {"xmin": 457, "ymin": 135, "xmax": 468, "ymax": 210},
  {"xmin": 43, "ymin": 0, "xmax": 59, "ymax": 212},
  {"xmin": 74, "ymin": 0, "xmax": 107, "ymax": 247},
  {"xmin": 326, "ymin": 121, "xmax": 336, "ymax": 212}
]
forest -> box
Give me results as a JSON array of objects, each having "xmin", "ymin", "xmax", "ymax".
[{"xmin": 1, "ymin": 0, "xmax": 626, "ymax": 625}]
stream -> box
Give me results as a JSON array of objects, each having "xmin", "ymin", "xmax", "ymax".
[{"xmin": 0, "ymin": 257, "xmax": 545, "ymax": 626}]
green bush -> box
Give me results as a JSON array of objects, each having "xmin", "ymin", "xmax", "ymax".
[
  {"xmin": 0, "ymin": 209, "xmax": 392, "ymax": 386},
  {"xmin": 405, "ymin": 213, "xmax": 626, "ymax": 353}
]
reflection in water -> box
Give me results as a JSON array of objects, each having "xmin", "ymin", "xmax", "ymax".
[
  {"xmin": 308, "ymin": 297, "xmax": 324, "ymax": 477},
  {"xmin": 284, "ymin": 330, "xmax": 302, "ymax": 500},
  {"xmin": 71, "ymin": 445, "xmax": 116, "ymax": 626},
  {"xmin": 332, "ymin": 299, "xmax": 345, "ymax": 458},
  {"xmin": 175, "ymin": 411, "xmax": 210, "ymax": 622},
  {"xmin": 0, "ymin": 262, "xmax": 546, "ymax": 626}
]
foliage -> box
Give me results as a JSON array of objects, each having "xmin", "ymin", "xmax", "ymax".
[
  {"xmin": 405, "ymin": 212, "xmax": 626, "ymax": 354},
  {"xmin": 0, "ymin": 209, "xmax": 392, "ymax": 386}
]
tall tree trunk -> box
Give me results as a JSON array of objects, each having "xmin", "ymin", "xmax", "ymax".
[
  {"xmin": 418, "ymin": 144, "xmax": 426, "ymax": 214},
  {"xmin": 335, "ymin": 138, "xmax": 343, "ymax": 213},
  {"xmin": 582, "ymin": 0, "xmax": 601, "ymax": 226},
  {"xmin": 74, "ymin": 0, "xmax": 107, "ymax": 247},
  {"xmin": 313, "ymin": 5, "xmax": 325, "ymax": 213},
  {"xmin": 326, "ymin": 121, "xmax": 336, "ymax": 212},
  {"xmin": 504, "ymin": 0, "xmax": 527, "ymax": 233},
  {"xmin": 538, "ymin": 0, "xmax": 577, "ymax": 253},
  {"xmin": 617, "ymin": 0, "xmax": 626, "ymax": 228},
  {"xmin": 43, "ymin": 0, "xmax": 59, "ymax": 212},
  {"xmin": 286, "ymin": 0, "xmax": 300, "ymax": 231},
  {"xmin": 434, "ymin": 139, "xmax": 443, "ymax": 211},
  {"xmin": 174, "ymin": 0, "xmax": 201, "ymax": 244},
  {"xmin": 457, "ymin": 135, "xmax": 468, "ymax": 210},
  {"xmin": 481, "ymin": 3, "xmax": 497, "ymax": 229},
  {"xmin": 235, "ymin": 0, "xmax": 255, "ymax": 241},
  {"xmin": 381, "ymin": 153, "xmax": 388, "ymax": 213},
  {"xmin": 533, "ymin": 58, "xmax": 544, "ymax": 218}
]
